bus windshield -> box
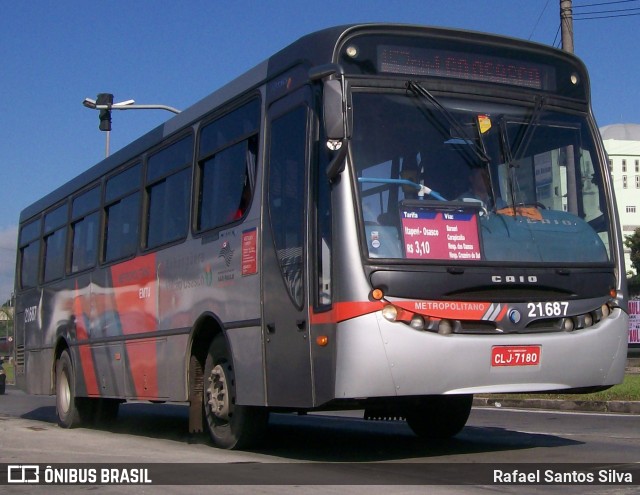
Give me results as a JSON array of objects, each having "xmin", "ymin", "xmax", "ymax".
[{"xmin": 351, "ymin": 90, "xmax": 612, "ymax": 264}]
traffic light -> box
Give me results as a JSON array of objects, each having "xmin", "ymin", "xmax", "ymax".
[{"xmin": 96, "ymin": 93, "xmax": 113, "ymax": 131}]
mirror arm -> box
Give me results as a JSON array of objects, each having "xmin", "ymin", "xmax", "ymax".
[
  {"xmin": 325, "ymin": 140, "xmax": 349, "ymax": 179},
  {"xmin": 309, "ymin": 63, "xmax": 344, "ymax": 81}
]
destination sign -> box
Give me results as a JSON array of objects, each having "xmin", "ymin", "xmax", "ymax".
[
  {"xmin": 378, "ymin": 45, "xmax": 557, "ymax": 91},
  {"xmin": 400, "ymin": 206, "xmax": 482, "ymax": 261}
]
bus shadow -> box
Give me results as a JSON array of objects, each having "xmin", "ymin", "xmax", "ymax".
[
  {"xmin": 19, "ymin": 403, "xmax": 582, "ymax": 462},
  {"xmin": 255, "ymin": 412, "xmax": 582, "ymax": 462},
  {"xmin": 21, "ymin": 406, "xmax": 57, "ymax": 424}
]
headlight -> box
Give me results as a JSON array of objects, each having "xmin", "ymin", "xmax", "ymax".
[
  {"xmin": 409, "ymin": 314, "xmax": 425, "ymax": 330},
  {"xmin": 381, "ymin": 305, "xmax": 398, "ymax": 322}
]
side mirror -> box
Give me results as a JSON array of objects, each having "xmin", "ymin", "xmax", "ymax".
[
  {"xmin": 323, "ymin": 79, "xmax": 346, "ymax": 141},
  {"xmin": 309, "ymin": 65, "xmax": 352, "ymax": 179}
]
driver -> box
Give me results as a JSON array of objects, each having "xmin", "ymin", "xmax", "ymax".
[{"xmin": 458, "ymin": 167, "xmax": 492, "ymax": 207}]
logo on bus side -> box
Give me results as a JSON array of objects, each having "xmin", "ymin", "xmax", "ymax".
[{"xmin": 218, "ymin": 241, "xmax": 234, "ymax": 267}]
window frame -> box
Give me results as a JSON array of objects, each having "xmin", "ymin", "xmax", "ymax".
[
  {"xmin": 42, "ymin": 203, "xmax": 69, "ymax": 283},
  {"xmin": 194, "ymin": 97, "xmax": 261, "ymax": 235},
  {"xmin": 18, "ymin": 217, "xmax": 42, "ymax": 290},
  {"xmin": 143, "ymin": 133, "xmax": 194, "ymax": 251},
  {"xmin": 69, "ymin": 185, "xmax": 101, "ymax": 274},
  {"xmin": 102, "ymin": 162, "xmax": 142, "ymax": 264}
]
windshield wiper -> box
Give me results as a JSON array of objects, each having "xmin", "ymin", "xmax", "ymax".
[
  {"xmin": 511, "ymin": 96, "xmax": 546, "ymax": 162},
  {"xmin": 406, "ymin": 81, "xmax": 491, "ymax": 165},
  {"xmin": 497, "ymin": 96, "xmax": 546, "ymax": 214}
]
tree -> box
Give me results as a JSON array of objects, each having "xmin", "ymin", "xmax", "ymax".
[{"xmin": 624, "ymin": 227, "xmax": 640, "ymax": 275}]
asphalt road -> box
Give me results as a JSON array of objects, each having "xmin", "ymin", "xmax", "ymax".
[{"xmin": 1, "ymin": 386, "xmax": 639, "ymax": 494}]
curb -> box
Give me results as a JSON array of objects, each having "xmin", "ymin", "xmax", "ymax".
[{"xmin": 473, "ymin": 397, "xmax": 640, "ymax": 414}]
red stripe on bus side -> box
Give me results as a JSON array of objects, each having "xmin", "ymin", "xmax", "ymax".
[
  {"xmin": 110, "ymin": 254, "xmax": 159, "ymax": 398},
  {"xmin": 496, "ymin": 305, "xmax": 509, "ymax": 322},
  {"xmin": 73, "ymin": 287, "xmax": 99, "ymax": 396},
  {"xmin": 310, "ymin": 301, "xmax": 385, "ymax": 324},
  {"xmin": 311, "ymin": 299, "xmax": 505, "ymax": 325}
]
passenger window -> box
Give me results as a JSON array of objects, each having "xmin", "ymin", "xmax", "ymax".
[
  {"xmin": 198, "ymin": 138, "xmax": 257, "ymax": 230},
  {"xmin": 104, "ymin": 164, "xmax": 141, "ymax": 262},
  {"xmin": 145, "ymin": 136, "xmax": 193, "ymax": 249},
  {"xmin": 43, "ymin": 204, "xmax": 68, "ymax": 282},
  {"xmin": 18, "ymin": 218, "xmax": 41, "ymax": 289},
  {"xmin": 196, "ymin": 100, "xmax": 260, "ymax": 232},
  {"xmin": 70, "ymin": 186, "xmax": 100, "ymax": 273},
  {"xmin": 20, "ymin": 241, "xmax": 40, "ymax": 289}
]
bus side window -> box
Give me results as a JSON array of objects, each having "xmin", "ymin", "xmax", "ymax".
[
  {"xmin": 42, "ymin": 204, "xmax": 68, "ymax": 283},
  {"xmin": 18, "ymin": 218, "xmax": 41, "ymax": 289},
  {"xmin": 196, "ymin": 100, "xmax": 260, "ymax": 232},
  {"xmin": 70, "ymin": 186, "xmax": 100, "ymax": 273},
  {"xmin": 198, "ymin": 141, "xmax": 250, "ymax": 230},
  {"xmin": 145, "ymin": 135, "xmax": 193, "ymax": 249},
  {"xmin": 103, "ymin": 164, "xmax": 141, "ymax": 263}
]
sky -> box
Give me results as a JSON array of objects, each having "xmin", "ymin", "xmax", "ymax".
[{"xmin": 1, "ymin": 0, "xmax": 639, "ymax": 302}]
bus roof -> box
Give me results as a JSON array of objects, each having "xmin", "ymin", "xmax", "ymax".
[{"xmin": 19, "ymin": 23, "xmax": 585, "ymax": 224}]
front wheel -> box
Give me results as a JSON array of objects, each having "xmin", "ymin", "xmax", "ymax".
[
  {"xmin": 55, "ymin": 350, "xmax": 93, "ymax": 428},
  {"xmin": 405, "ymin": 394, "xmax": 473, "ymax": 440},
  {"xmin": 203, "ymin": 337, "xmax": 268, "ymax": 449}
]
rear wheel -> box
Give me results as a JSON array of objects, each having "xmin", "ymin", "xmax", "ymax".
[
  {"xmin": 203, "ymin": 337, "xmax": 268, "ymax": 449},
  {"xmin": 55, "ymin": 350, "xmax": 92, "ymax": 428},
  {"xmin": 405, "ymin": 394, "xmax": 473, "ymax": 439}
]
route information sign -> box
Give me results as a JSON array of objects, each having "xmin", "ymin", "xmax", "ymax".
[{"xmin": 400, "ymin": 204, "xmax": 482, "ymax": 261}]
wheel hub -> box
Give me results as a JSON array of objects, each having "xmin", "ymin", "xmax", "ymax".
[
  {"xmin": 59, "ymin": 372, "xmax": 71, "ymax": 413},
  {"xmin": 207, "ymin": 364, "xmax": 230, "ymax": 421}
]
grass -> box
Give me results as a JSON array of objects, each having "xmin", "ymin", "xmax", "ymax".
[{"xmin": 482, "ymin": 374, "xmax": 640, "ymax": 402}]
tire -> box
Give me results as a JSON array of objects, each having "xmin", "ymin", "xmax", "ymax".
[
  {"xmin": 55, "ymin": 350, "xmax": 93, "ymax": 428},
  {"xmin": 405, "ymin": 394, "xmax": 473, "ymax": 440},
  {"xmin": 203, "ymin": 337, "xmax": 268, "ymax": 449}
]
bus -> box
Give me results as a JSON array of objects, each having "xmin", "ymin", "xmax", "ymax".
[{"xmin": 14, "ymin": 24, "xmax": 628, "ymax": 449}]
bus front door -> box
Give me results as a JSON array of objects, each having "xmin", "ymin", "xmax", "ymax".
[{"xmin": 262, "ymin": 95, "xmax": 313, "ymax": 408}]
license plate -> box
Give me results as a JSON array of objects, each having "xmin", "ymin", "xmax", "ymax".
[{"xmin": 491, "ymin": 345, "xmax": 541, "ymax": 367}]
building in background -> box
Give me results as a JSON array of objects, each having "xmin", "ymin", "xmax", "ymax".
[{"xmin": 601, "ymin": 123, "xmax": 640, "ymax": 276}]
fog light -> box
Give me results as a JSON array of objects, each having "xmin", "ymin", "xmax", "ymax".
[
  {"xmin": 410, "ymin": 314, "xmax": 425, "ymax": 330},
  {"xmin": 382, "ymin": 305, "xmax": 398, "ymax": 322},
  {"xmin": 601, "ymin": 303, "xmax": 611, "ymax": 318},
  {"xmin": 583, "ymin": 313, "xmax": 593, "ymax": 327},
  {"xmin": 438, "ymin": 319, "xmax": 453, "ymax": 335},
  {"xmin": 563, "ymin": 318, "xmax": 575, "ymax": 332}
]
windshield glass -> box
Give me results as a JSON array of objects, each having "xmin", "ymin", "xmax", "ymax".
[{"xmin": 351, "ymin": 91, "xmax": 612, "ymax": 263}]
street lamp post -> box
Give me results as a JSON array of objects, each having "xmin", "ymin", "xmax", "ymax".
[{"xmin": 82, "ymin": 94, "xmax": 181, "ymax": 157}]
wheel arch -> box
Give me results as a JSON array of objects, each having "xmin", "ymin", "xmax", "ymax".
[{"xmin": 186, "ymin": 311, "xmax": 227, "ymax": 433}]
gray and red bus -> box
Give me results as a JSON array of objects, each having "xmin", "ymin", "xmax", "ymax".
[{"xmin": 14, "ymin": 24, "xmax": 628, "ymax": 449}]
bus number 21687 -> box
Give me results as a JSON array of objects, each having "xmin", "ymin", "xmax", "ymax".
[{"xmin": 527, "ymin": 301, "xmax": 569, "ymax": 318}]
